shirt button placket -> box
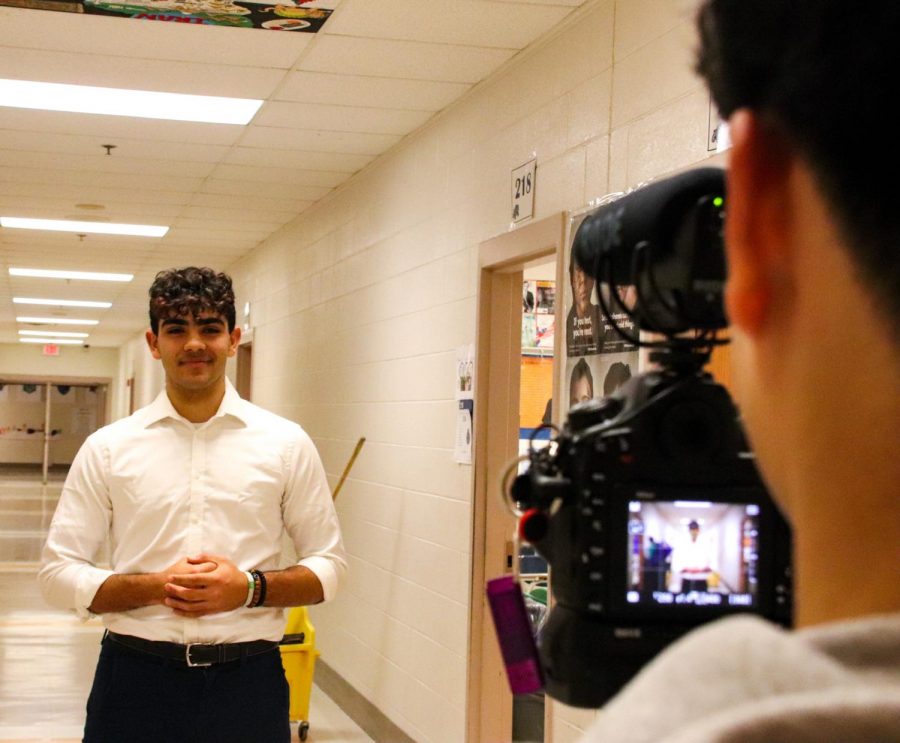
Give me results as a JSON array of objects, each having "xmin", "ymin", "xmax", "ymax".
[{"xmin": 187, "ymin": 427, "xmax": 204, "ymax": 556}]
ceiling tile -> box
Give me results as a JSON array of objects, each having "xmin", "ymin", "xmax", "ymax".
[
  {"xmin": 0, "ymin": 108, "xmax": 247, "ymax": 146},
  {"xmin": 179, "ymin": 205, "xmax": 298, "ymax": 224},
  {"xmin": 239, "ymin": 126, "xmax": 401, "ymax": 155},
  {"xmin": 171, "ymin": 216, "xmax": 288, "ymax": 234},
  {"xmin": 276, "ymin": 71, "xmax": 470, "ymax": 111},
  {"xmin": 0, "ymin": 151, "xmax": 215, "ymax": 179},
  {"xmin": 0, "ymin": 182, "xmax": 193, "ymax": 206},
  {"xmin": 298, "ymin": 35, "xmax": 516, "ymax": 83},
  {"xmin": 0, "ymin": 47, "xmax": 285, "ymax": 98},
  {"xmin": 0, "ymin": 196, "xmax": 184, "ymax": 220},
  {"xmin": 162, "ymin": 227, "xmax": 264, "ymax": 245},
  {"xmin": 254, "ymin": 101, "xmax": 431, "ymax": 135},
  {"xmin": 189, "ymin": 191, "xmax": 314, "ymax": 214},
  {"xmin": 0, "ymin": 166, "xmax": 203, "ymax": 194},
  {"xmin": 210, "ymin": 163, "xmax": 346, "ymax": 188},
  {"xmin": 200, "ymin": 178, "xmax": 331, "ymax": 201},
  {"xmin": 326, "ymin": 0, "xmax": 572, "ymax": 49},
  {"xmin": 223, "ymin": 146, "xmax": 372, "ymax": 174},
  {"xmin": 0, "ymin": 129, "xmax": 230, "ymax": 164}
]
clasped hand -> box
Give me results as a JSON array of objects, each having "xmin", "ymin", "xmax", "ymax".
[{"xmin": 162, "ymin": 554, "xmax": 248, "ymax": 617}]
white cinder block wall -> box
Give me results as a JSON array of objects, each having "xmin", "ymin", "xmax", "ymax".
[{"xmin": 116, "ymin": 1, "xmax": 718, "ymax": 740}]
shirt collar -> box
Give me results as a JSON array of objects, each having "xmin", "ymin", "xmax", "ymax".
[{"xmin": 142, "ymin": 377, "xmax": 249, "ymax": 428}]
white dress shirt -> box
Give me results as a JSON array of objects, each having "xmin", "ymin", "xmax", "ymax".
[{"xmin": 39, "ymin": 379, "xmax": 346, "ymax": 644}]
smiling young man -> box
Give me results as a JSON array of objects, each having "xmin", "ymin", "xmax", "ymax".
[{"xmin": 40, "ymin": 267, "xmax": 346, "ymax": 743}]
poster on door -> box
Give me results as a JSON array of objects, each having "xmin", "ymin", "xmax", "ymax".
[
  {"xmin": 522, "ymin": 280, "xmax": 555, "ymax": 356},
  {"xmin": 562, "ymin": 208, "xmax": 641, "ymax": 411}
]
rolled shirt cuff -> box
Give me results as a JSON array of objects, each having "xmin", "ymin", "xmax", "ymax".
[
  {"xmin": 296, "ymin": 556, "xmax": 340, "ymax": 603},
  {"xmin": 74, "ymin": 566, "xmax": 115, "ymax": 620}
]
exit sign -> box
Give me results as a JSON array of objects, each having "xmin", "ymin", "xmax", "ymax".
[{"xmin": 43, "ymin": 344, "xmax": 60, "ymax": 356}]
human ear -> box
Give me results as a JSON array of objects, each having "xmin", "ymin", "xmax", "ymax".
[
  {"xmin": 228, "ymin": 326, "xmax": 242, "ymax": 357},
  {"xmin": 723, "ymin": 109, "xmax": 794, "ymax": 338},
  {"xmin": 145, "ymin": 329, "xmax": 162, "ymax": 360}
]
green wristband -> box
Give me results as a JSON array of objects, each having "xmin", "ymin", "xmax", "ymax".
[{"xmin": 243, "ymin": 571, "xmax": 255, "ymax": 607}]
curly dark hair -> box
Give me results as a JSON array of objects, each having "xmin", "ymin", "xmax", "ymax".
[
  {"xmin": 148, "ymin": 267, "xmax": 236, "ymax": 333},
  {"xmin": 695, "ymin": 0, "xmax": 900, "ymax": 342}
]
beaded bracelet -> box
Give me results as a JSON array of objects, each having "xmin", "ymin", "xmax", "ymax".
[
  {"xmin": 255, "ymin": 570, "xmax": 268, "ymax": 608},
  {"xmin": 248, "ymin": 569, "xmax": 268, "ymax": 608},
  {"xmin": 248, "ymin": 569, "xmax": 263, "ymax": 608}
]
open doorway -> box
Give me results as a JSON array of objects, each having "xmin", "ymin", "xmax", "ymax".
[
  {"xmin": 236, "ymin": 342, "xmax": 253, "ymax": 402},
  {"xmin": 468, "ymin": 213, "xmax": 566, "ymax": 743}
]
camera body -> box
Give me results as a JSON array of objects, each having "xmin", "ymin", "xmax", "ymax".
[{"xmin": 509, "ymin": 168, "xmax": 793, "ymax": 708}]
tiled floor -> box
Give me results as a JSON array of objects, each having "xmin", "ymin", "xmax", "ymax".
[{"xmin": 0, "ymin": 470, "xmax": 373, "ymax": 743}]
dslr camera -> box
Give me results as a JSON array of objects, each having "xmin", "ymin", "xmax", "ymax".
[{"xmin": 503, "ymin": 168, "xmax": 793, "ymax": 708}]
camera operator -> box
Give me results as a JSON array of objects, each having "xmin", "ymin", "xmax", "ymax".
[{"xmin": 578, "ymin": 2, "xmax": 900, "ymax": 741}]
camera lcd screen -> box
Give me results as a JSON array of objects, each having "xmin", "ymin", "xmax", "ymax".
[{"xmin": 624, "ymin": 500, "xmax": 761, "ymax": 610}]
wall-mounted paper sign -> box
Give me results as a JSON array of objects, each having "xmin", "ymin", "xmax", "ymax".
[
  {"xmin": 454, "ymin": 344, "xmax": 475, "ymax": 464},
  {"xmin": 511, "ymin": 158, "xmax": 536, "ymax": 224}
]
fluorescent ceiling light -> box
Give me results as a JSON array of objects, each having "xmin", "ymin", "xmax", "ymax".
[
  {"xmin": 10, "ymin": 267, "xmax": 134, "ymax": 282},
  {"xmin": 19, "ymin": 337, "xmax": 85, "ymax": 345},
  {"xmin": 1, "ymin": 217, "xmax": 167, "ymax": 238},
  {"xmin": 17, "ymin": 316, "xmax": 99, "ymax": 325},
  {"xmin": 0, "ymin": 78, "xmax": 262, "ymax": 125},
  {"xmin": 19, "ymin": 329, "xmax": 89, "ymax": 338},
  {"xmin": 13, "ymin": 297, "xmax": 112, "ymax": 308}
]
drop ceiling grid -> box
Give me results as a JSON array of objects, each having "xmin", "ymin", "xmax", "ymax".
[{"xmin": 0, "ymin": 0, "xmax": 591, "ymax": 344}]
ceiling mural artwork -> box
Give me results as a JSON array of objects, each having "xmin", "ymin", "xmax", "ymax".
[{"xmin": 0, "ymin": 0, "xmax": 335, "ymax": 30}]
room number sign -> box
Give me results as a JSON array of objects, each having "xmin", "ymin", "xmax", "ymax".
[{"xmin": 511, "ymin": 158, "xmax": 536, "ymax": 224}]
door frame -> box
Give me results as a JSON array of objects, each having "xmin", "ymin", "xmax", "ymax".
[{"xmin": 467, "ymin": 212, "xmax": 566, "ymax": 742}]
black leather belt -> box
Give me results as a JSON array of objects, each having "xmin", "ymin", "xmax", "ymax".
[{"xmin": 105, "ymin": 631, "xmax": 278, "ymax": 668}]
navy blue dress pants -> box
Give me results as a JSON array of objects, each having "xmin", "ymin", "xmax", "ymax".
[{"xmin": 83, "ymin": 635, "xmax": 291, "ymax": 743}]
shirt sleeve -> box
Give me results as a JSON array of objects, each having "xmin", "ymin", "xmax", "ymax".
[
  {"xmin": 281, "ymin": 429, "xmax": 348, "ymax": 602},
  {"xmin": 38, "ymin": 434, "xmax": 115, "ymax": 618}
]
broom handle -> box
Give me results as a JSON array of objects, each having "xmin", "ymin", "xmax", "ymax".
[{"xmin": 332, "ymin": 437, "xmax": 366, "ymax": 500}]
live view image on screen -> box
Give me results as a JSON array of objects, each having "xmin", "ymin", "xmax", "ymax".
[{"xmin": 626, "ymin": 500, "xmax": 761, "ymax": 609}]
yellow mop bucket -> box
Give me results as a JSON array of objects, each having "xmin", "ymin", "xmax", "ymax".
[
  {"xmin": 280, "ymin": 437, "xmax": 364, "ymax": 742},
  {"xmin": 279, "ymin": 606, "xmax": 319, "ymax": 742}
]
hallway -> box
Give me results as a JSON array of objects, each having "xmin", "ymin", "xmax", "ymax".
[{"xmin": 0, "ymin": 471, "xmax": 373, "ymax": 743}]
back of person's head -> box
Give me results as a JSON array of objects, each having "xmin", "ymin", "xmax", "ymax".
[
  {"xmin": 148, "ymin": 267, "xmax": 236, "ymax": 334},
  {"xmin": 696, "ymin": 0, "xmax": 900, "ymax": 344},
  {"xmin": 603, "ymin": 362, "xmax": 632, "ymax": 396}
]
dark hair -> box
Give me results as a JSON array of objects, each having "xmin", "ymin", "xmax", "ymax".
[
  {"xmin": 569, "ymin": 248, "xmax": 592, "ymax": 283},
  {"xmin": 148, "ymin": 267, "xmax": 236, "ymax": 334},
  {"xmin": 569, "ymin": 358, "xmax": 594, "ymax": 405},
  {"xmin": 688, "ymin": 520, "xmax": 700, "ymax": 531},
  {"xmin": 696, "ymin": 1, "xmax": 900, "ymax": 342},
  {"xmin": 603, "ymin": 361, "xmax": 632, "ymax": 396}
]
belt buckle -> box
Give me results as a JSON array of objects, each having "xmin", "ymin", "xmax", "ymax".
[{"xmin": 185, "ymin": 643, "xmax": 213, "ymax": 668}]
